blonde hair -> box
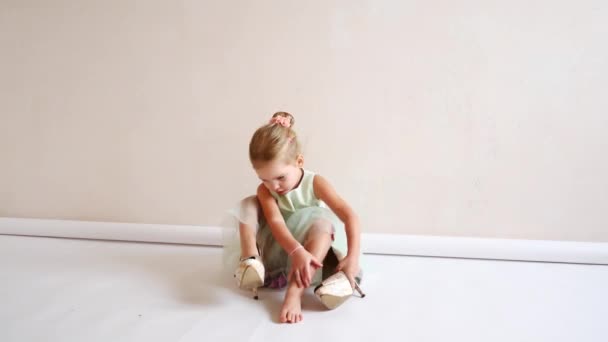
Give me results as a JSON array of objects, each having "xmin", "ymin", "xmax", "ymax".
[{"xmin": 249, "ymin": 112, "xmax": 301, "ymax": 167}]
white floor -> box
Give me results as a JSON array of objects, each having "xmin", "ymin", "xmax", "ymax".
[{"xmin": 1, "ymin": 235, "xmax": 607, "ymax": 342}]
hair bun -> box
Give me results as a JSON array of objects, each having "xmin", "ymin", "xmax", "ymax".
[{"xmin": 271, "ymin": 111, "xmax": 295, "ymax": 127}]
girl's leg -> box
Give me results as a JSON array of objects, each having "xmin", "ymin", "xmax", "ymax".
[
  {"xmin": 235, "ymin": 196, "xmax": 265, "ymax": 299},
  {"xmin": 238, "ymin": 195, "xmax": 260, "ymax": 258},
  {"xmin": 302, "ymin": 219, "xmax": 334, "ymax": 263},
  {"xmin": 280, "ymin": 219, "xmax": 334, "ymax": 323}
]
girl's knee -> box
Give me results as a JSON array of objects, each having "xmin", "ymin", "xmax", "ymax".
[
  {"xmin": 240, "ymin": 195, "xmax": 259, "ymax": 211},
  {"xmin": 309, "ymin": 219, "xmax": 334, "ymax": 235},
  {"xmin": 239, "ymin": 195, "xmax": 261, "ymax": 225},
  {"xmin": 304, "ymin": 219, "xmax": 335, "ymax": 244}
]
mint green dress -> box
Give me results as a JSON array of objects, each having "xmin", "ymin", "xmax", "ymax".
[{"xmin": 222, "ymin": 169, "xmax": 351, "ymax": 288}]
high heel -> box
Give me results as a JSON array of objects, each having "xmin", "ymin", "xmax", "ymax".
[
  {"xmin": 353, "ymin": 281, "xmax": 366, "ymax": 298},
  {"xmin": 234, "ymin": 256, "xmax": 265, "ymax": 299},
  {"xmin": 314, "ymin": 271, "xmax": 365, "ymax": 309}
]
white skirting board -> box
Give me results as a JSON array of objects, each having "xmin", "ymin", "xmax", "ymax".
[
  {"xmin": 0, "ymin": 217, "xmax": 224, "ymax": 246},
  {"xmin": 1, "ymin": 217, "xmax": 607, "ymax": 265}
]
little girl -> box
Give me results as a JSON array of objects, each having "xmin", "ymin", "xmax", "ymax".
[{"xmin": 223, "ymin": 112, "xmax": 364, "ymax": 324}]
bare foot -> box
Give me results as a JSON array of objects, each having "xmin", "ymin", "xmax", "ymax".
[{"xmin": 279, "ymin": 282, "xmax": 305, "ymax": 323}]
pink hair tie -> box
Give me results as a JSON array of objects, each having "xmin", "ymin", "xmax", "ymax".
[{"xmin": 269, "ymin": 116, "xmax": 291, "ymax": 128}]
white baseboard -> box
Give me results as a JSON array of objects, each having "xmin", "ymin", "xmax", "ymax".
[
  {"xmin": 363, "ymin": 233, "xmax": 608, "ymax": 265},
  {"xmin": 1, "ymin": 217, "xmax": 607, "ymax": 265},
  {"xmin": 0, "ymin": 217, "xmax": 224, "ymax": 246}
]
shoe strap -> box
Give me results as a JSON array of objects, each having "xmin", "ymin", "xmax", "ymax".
[{"xmin": 239, "ymin": 255, "xmax": 258, "ymax": 262}]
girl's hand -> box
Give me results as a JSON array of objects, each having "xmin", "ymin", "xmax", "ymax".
[
  {"xmin": 336, "ymin": 254, "xmax": 361, "ymax": 289},
  {"xmin": 288, "ymin": 247, "xmax": 323, "ymax": 288}
]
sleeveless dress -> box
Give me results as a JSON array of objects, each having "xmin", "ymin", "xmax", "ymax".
[{"xmin": 222, "ymin": 169, "xmax": 352, "ymax": 288}]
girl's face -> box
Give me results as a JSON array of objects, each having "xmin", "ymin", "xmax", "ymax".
[{"xmin": 254, "ymin": 156, "xmax": 304, "ymax": 195}]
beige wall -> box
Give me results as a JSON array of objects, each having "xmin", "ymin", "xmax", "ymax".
[{"xmin": 1, "ymin": 1, "xmax": 607, "ymax": 242}]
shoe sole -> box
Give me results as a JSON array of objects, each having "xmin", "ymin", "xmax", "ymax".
[
  {"xmin": 239, "ymin": 266, "xmax": 264, "ymax": 289},
  {"xmin": 316, "ymin": 293, "xmax": 349, "ymax": 310}
]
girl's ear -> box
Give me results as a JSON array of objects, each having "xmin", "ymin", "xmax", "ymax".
[{"xmin": 296, "ymin": 154, "xmax": 304, "ymax": 167}]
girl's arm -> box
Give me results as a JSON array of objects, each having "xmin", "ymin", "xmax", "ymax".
[
  {"xmin": 256, "ymin": 184, "xmax": 322, "ymax": 287},
  {"xmin": 313, "ymin": 175, "xmax": 361, "ymax": 287},
  {"xmin": 256, "ymin": 184, "xmax": 300, "ymax": 254},
  {"xmin": 313, "ymin": 175, "xmax": 361, "ymax": 257}
]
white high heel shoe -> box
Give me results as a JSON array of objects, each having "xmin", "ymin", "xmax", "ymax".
[
  {"xmin": 314, "ymin": 271, "xmax": 365, "ymax": 309},
  {"xmin": 234, "ymin": 256, "xmax": 265, "ymax": 299}
]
